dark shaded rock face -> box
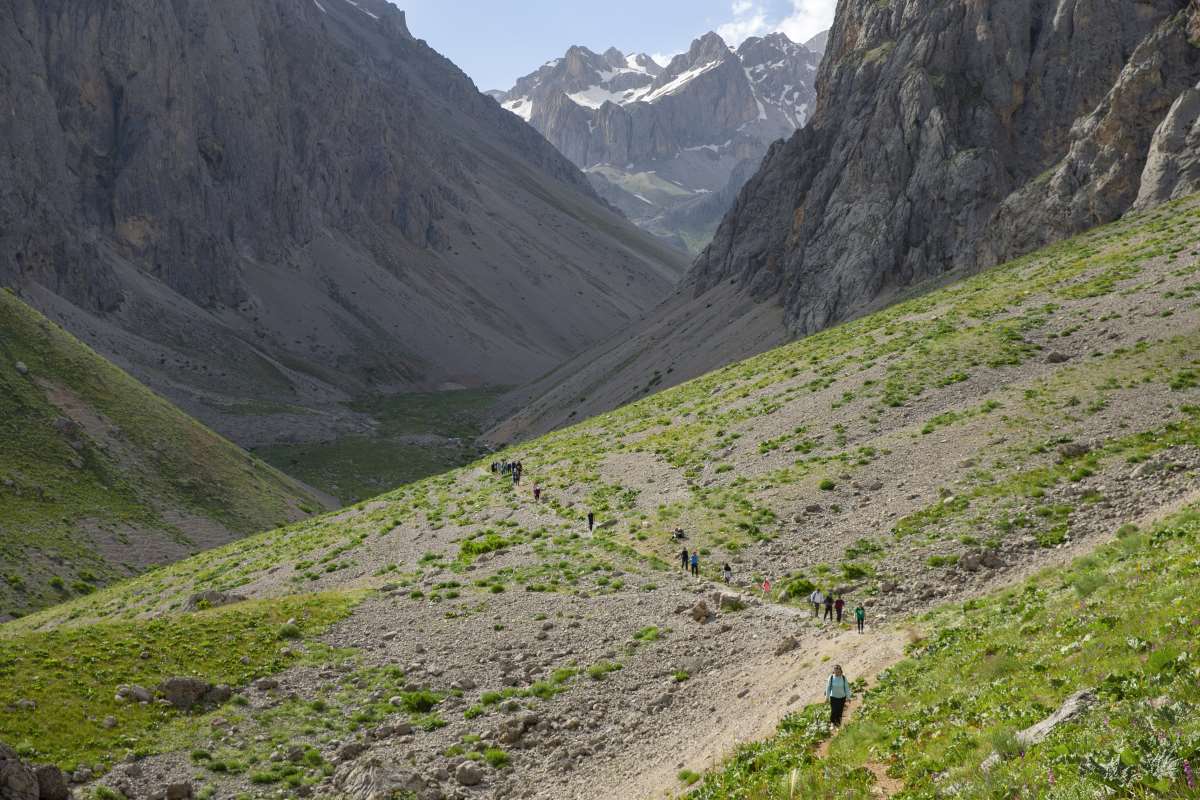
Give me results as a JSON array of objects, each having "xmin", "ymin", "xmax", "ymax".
[
  {"xmin": 0, "ymin": 0, "xmax": 686, "ymax": 438},
  {"xmin": 693, "ymin": 0, "xmax": 1200, "ymax": 335},
  {"xmin": 495, "ymin": 31, "xmax": 822, "ymax": 251}
]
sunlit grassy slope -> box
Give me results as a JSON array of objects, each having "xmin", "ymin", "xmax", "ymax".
[
  {"xmin": 686, "ymin": 508, "xmax": 1200, "ymax": 800},
  {"xmin": 4, "ymin": 197, "xmax": 1200, "ymax": 794},
  {"xmin": 0, "ymin": 289, "xmax": 330, "ymax": 617}
]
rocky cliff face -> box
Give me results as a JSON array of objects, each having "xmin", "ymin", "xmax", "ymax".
[
  {"xmin": 495, "ymin": 32, "xmax": 821, "ymax": 251},
  {"xmin": 0, "ymin": 0, "xmax": 687, "ymax": 443},
  {"xmin": 694, "ymin": 0, "xmax": 1200, "ymax": 334},
  {"xmin": 491, "ymin": 0, "xmax": 1200, "ymax": 444}
]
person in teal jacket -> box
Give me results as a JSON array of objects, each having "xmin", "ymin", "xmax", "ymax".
[{"xmin": 826, "ymin": 664, "xmax": 852, "ymax": 726}]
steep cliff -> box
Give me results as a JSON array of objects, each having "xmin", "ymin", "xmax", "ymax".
[
  {"xmin": 694, "ymin": 0, "xmax": 1200, "ymax": 334},
  {"xmin": 0, "ymin": 0, "xmax": 687, "ymax": 443},
  {"xmin": 491, "ymin": 0, "xmax": 1200, "ymax": 443}
]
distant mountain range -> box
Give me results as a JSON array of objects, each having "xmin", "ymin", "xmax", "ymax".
[{"xmin": 492, "ymin": 30, "xmax": 823, "ymax": 252}]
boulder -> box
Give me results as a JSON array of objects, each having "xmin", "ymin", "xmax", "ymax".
[
  {"xmin": 157, "ymin": 677, "xmax": 213, "ymax": 710},
  {"xmin": 1057, "ymin": 442, "xmax": 1091, "ymax": 460},
  {"xmin": 455, "ymin": 762, "xmax": 483, "ymax": 787},
  {"xmin": 0, "ymin": 743, "xmax": 38, "ymax": 800},
  {"xmin": 34, "ymin": 765, "xmax": 70, "ymax": 800},
  {"xmin": 165, "ymin": 782, "xmax": 193, "ymax": 800},
  {"xmin": 1017, "ymin": 690, "xmax": 1096, "ymax": 747},
  {"xmin": 337, "ymin": 742, "xmax": 368, "ymax": 763},
  {"xmin": 689, "ymin": 600, "xmax": 712, "ymax": 623},
  {"xmin": 335, "ymin": 758, "xmax": 423, "ymax": 800},
  {"xmin": 1045, "ymin": 352, "xmax": 1071, "ymax": 364},
  {"xmin": 774, "ymin": 636, "xmax": 799, "ymax": 656},
  {"xmin": 115, "ymin": 684, "xmax": 153, "ymax": 704},
  {"xmin": 183, "ymin": 591, "xmax": 247, "ymax": 612}
]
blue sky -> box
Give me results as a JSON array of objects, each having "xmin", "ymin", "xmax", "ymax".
[{"xmin": 396, "ymin": 0, "xmax": 837, "ymax": 91}]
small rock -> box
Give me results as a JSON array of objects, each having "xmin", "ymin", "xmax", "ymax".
[
  {"xmin": 1045, "ymin": 352, "xmax": 1071, "ymax": 364},
  {"xmin": 774, "ymin": 636, "xmax": 799, "ymax": 656},
  {"xmin": 254, "ymin": 678, "xmax": 280, "ymax": 691},
  {"xmin": 14, "ymin": 362, "xmax": 28, "ymax": 376}
]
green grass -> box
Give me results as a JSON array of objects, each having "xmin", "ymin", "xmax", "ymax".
[
  {"xmin": 254, "ymin": 388, "xmax": 506, "ymax": 502},
  {"xmin": 0, "ymin": 289, "xmax": 326, "ymax": 618},
  {"xmin": 686, "ymin": 508, "xmax": 1200, "ymax": 799},
  {"xmin": 0, "ymin": 591, "xmax": 360, "ymax": 771}
]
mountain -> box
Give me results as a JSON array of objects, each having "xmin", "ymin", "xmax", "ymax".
[
  {"xmin": 0, "ymin": 288, "xmax": 331, "ymax": 621},
  {"xmin": 0, "ymin": 0, "xmax": 688, "ymax": 447},
  {"xmin": 490, "ymin": 0, "xmax": 1200, "ymax": 443},
  {"xmin": 494, "ymin": 32, "xmax": 822, "ymax": 252},
  {"xmin": 4, "ymin": 196, "xmax": 1200, "ymax": 799}
]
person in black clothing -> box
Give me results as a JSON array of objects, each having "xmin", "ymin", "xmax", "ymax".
[
  {"xmin": 823, "ymin": 593, "xmax": 834, "ymax": 621},
  {"xmin": 587, "ymin": 511, "xmax": 595, "ymax": 531},
  {"xmin": 680, "ymin": 548, "xmax": 689, "ymax": 571}
]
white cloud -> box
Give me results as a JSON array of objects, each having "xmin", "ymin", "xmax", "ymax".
[
  {"xmin": 716, "ymin": 1, "xmax": 771, "ymax": 46},
  {"xmin": 776, "ymin": 0, "xmax": 837, "ymax": 43},
  {"xmin": 714, "ymin": 0, "xmax": 836, "ymax": 48}
]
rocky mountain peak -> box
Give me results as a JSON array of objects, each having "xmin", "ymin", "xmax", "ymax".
[{"xmin": 497, "ymin": 29, "xmax": 819, "ymax": 252}]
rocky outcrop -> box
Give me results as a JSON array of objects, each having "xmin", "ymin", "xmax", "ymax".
[
  {"xmin": 496, "ymin": 31, "xmax": 821, "ymax": 251},
  {"xmin": 0, "ymin": 0, "xmax": 686, "ymax": 443},
  {"xmin": 1137, "ymin": 83, "xmax": 1200, "ymax": 209},
  {"xmin": 693, "ymin": 0, "xmax": 1200, "ymax": 335},
  {"xmin": 0, "ymin": 743, "xmax": 70, "ymax": 800}
]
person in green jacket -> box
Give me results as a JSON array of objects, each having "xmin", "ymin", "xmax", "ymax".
[
  {"xmin": 826, "ymin": 665, "xmax": 852, "ymax": 726},
  {"xmin": 854, "ymin": 604, "xmax": 866, "ymax": 633}
]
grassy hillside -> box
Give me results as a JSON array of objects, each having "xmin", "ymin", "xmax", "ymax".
[
  {"xmin": 687, "ymin": 508, "xmax": 1200, "ymax": 800},
  {"xmin": 0, "ymin": 288, "xmax": 330, "ymax": 619},
  {"xmin": 3, "ymin": 198, "xmax": 1200, "ymax": 800}
]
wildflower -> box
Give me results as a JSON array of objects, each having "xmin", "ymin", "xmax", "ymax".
[
  {"xmin": 1185, "ymin": 759, "xmax": 1195, "ymax": 790},
  {"xmin": 1048, "ymin": 768, "xmax": 1055, "ymax": 786}
]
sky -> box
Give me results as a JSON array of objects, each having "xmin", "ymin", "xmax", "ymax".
[{"xmin": 395, "ymin": 0, "xmax": 837, "ymax": 92}]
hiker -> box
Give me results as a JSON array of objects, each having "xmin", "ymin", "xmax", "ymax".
[
  {"xmin": 671, "ymin": 527, "xmax": 686, "ymax": 541},
  {"xmin": 722, "ymin": 563, "xmax": 732, "ymax": 584},
  {"xmin": 834, "ymin": 595, "xmax": 845, "ymax": 623},
  {"xmin": 690, "ymin": 551, "xmax": 699, "ymax": 577},
  {"xmin": 824, "ymin": 593, "xmax": 834, "ymax": 621},
  {"xmin": 533, "ymin": 485, "xmax": 541, "ymax": 502},
  {"xmin": 854, "ymin": 604, "xmax": 866, "ymax": 633},
  {"xmin": 809, "ymin": 588, "xmax": 824, "ymax": 617},
  {"xmin": 680, "ymin": 548, "xmax": 689, "ymax": 571},
  {"xmin": 587, "ymin": 511, "xmax": 595, "ymax": 531},
  {"xmin": 826, "ymin": 665, "xmax": 852, "ymax": 726},
  {"xmin": 512, "ymin": 469, "xmax": 520, "ymax": 486}
]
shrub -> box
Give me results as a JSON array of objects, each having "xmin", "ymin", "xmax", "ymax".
[
  {"xmin": 818, "ymin": 479, "xmax": 837, "ymax": 491},
  {"xmin": 484, "ymin": 748, "xmax": 510, "ymax": 768}
]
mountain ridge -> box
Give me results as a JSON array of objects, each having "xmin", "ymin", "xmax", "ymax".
[
  {"xmin": 0, "ymin": 0, "xmax": 687, "ymax": 447},
  {"xmin": 494, "ymin": 30, "xmax": 822, "ymax": 251}
]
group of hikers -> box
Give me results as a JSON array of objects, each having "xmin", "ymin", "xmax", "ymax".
[
  {"xmin": 487, "ymin": 461, "xmax": 860, "ymax": 728},
  {"xmin": 808, "ymin": 588, "xmax": 866, "ymax": 632},
  {"xmin": 490, "ymin": 459, "xmax": 524, "ymax": 486}
]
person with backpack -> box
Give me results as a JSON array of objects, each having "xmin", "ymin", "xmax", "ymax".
[
  {"xmin": 826, "ymin": 665, "xmax": 852, "ymax": 726},
  {"xmin": 690, "ymin": 551, "xmax": 699, "ymax": 577},
  {"xmin": 823, "ymin": 593, "xmax": 834, "ymax": 621},
  {"xmin": 587, "ymin": 511, "xmax": 595, "ymax": 532},
  {"xmin": 834, "ymin": 595, "xmax": 845, "ymax": 623},
  {"xmin": 809, "ymin": 588, "xmax": 824, "ymax": 617},
  {"xmin": 533, "ymin": 485, "xmax": 542, "ymax": 502},
  {"xmin": 722, "ymin": 563, "xmax": 732, "ymax": 584},
  {"xmin": 680, "ymin": 548, "xmax": 689, "ymax": 571},
  {"xmin": 854, "ymin": 603, "xmax": 866, "ymax": 633}
]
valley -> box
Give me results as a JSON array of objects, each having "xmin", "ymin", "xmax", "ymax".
[
  {"xmin": 5, "ymin": 1, "xmax": 1200, "ymax": 799},
  {"xmin": 4, "ymin": 197, "xmax": 1200, "ymax": 799}
]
